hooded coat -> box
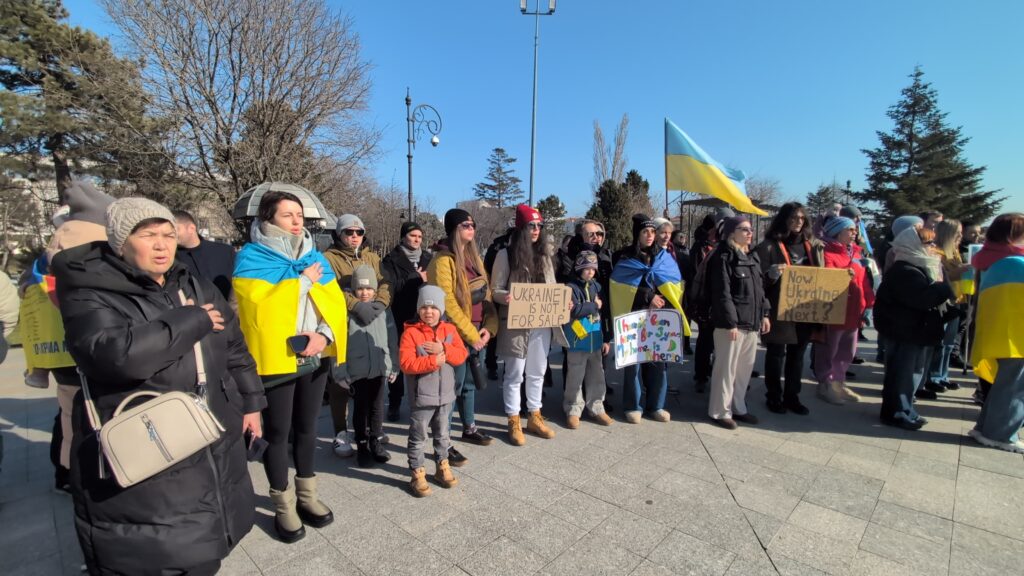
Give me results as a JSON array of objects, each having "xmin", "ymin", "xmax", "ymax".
[{"xmin": 52, "ymin": 241, "xmax": 265, "ymax": 576}]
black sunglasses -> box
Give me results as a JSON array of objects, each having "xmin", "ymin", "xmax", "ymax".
[{"xmin": 343, "ymin": 229, "xmax": 365, "ymax": 237}]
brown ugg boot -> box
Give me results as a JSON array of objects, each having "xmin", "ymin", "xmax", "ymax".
[
  {"xmin": 526, "ymin": 410, "xmax": 556, "ymax": 439},
  {"xmin": 508, "ymin": 415, "xmax": 526, "ymax": 446},
  {"xmin": 269, "ymin": 485, "xmax": 306, "ymax": 543},
  {"xmin": 409, "ymin": 467, "xmax": 432, "ymax": 497},
  {"xmin": 294, "ymin": 475, "xmax": 334, "ymax": 528},
  {"xmin": 434, "ymin": 459, "xmax": 459, "ymax": 488}
]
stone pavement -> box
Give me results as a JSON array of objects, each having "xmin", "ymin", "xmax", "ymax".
[{"xmin": 3, "ymin": 331, "xmax": 1024, "ymax": 576}]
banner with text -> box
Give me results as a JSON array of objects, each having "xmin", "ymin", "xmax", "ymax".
[
  {"xmin": 506, "ymin": 283, "xmax": 572, "ymax": 329},
  {"xmin": 613, "ymin": 309, "xmax": 685, "ymax": 369},
  {"xmin": 776, "ymin": 266, "xmax": 850, "ymax": 325}
]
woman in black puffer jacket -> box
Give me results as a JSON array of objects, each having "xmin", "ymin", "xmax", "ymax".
[{"xmin": 52, "ymin": 198, "xmax": 265, "ymax": 576}]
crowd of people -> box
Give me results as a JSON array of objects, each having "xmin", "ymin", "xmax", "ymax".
[{"xmin": 4, "ymin": 179, "xmax": 1024, "ymax": 575}]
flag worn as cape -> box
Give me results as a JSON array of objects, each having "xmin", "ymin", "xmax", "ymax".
[
  {"xmin": 233, "ymin": 242, "xmax": 348, "ymax": 376},
  {"xmin": 19, "ymin": 256, "xmax": 75, "ymax": 370},
  {"xmin": 664, "ymin": 118, "xmax": 768, "ymax": 216},
  {"xmin": 971, "ymin": 255, "xmax": 1024, "ymax": 383},
  {"xmin": 610, "ymin": 249, "xmax": 691, "ymax": 337}
]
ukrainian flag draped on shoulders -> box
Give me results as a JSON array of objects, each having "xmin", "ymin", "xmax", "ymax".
[
  {"xmin": 233, "ymin": 238, "xmax": 347, "ymax": 376},
  {"xmin": 20, "ymin": 255, "xmax": 75, "ymax": 370},
  {"xmin": 971, "ymin": 255, "xmax": 1024, "ymax": 383},
  {"xmin": 610, "ymin": 249, "xmax": 691, "ymax": 337}
]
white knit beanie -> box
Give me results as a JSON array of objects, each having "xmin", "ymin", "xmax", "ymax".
[{"xmin": 105, "ymin": 197, "xmax": 176, "ymax": 256}]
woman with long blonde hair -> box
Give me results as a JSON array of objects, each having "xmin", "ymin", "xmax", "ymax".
[{"xmin": 927, "ymin": 219, "xmax": 970, "ymax": 390}]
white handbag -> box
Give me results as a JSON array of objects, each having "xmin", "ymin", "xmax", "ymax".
[{"xmin": 80, "ymin": 290, "xmax": 225, "ymax": 488}]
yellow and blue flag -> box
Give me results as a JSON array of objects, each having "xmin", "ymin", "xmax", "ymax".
[
  {"xmin": 665, "ymin": 118, "xmax": 768, "ymax": 216},
  {"xmin": 19, "ymin": 256, "xmax": 75, "ymax": 370},
  {"xmin": 971, "ymin": 255, "xmax": 1024, "ymax": 383},
  {"xmin": 610, "ymin": 250, "xmax": 691, "ymax": 336},
  {"xmin": 233, "ymin": 243, "xmax": 348, "ymax": 376}
]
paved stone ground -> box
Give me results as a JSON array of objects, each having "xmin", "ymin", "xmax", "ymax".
[{"xmin": 3, "ymin": 330, "xmax": 1024, "ymax": 576}]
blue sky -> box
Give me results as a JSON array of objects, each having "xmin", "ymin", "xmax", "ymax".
[{"xmin": 64, "ymin": 0, "xmax": 1024, "ymax": 221}]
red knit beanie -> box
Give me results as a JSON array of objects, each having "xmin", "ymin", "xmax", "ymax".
[{"xmin": 515, "ymin": 204, "xmax": 542, "ymax": 229}]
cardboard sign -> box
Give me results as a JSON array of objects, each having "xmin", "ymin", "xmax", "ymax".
[
  {"xmin": 776, "ymin": 266, "xmax": 850, "ymax": 325},
  {"xmin": 613, "ymin": 309, "xmax": 685, "ymax": 369},
  {"xmin": 506, "ymin": 283, "xmax": 571, "ymax": 329}
]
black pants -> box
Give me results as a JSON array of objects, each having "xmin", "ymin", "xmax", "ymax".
[
  {"xmin": 764, "ymin": 328, "xmax": 811, "ymax": 404},
  {"xmin": 327, "ymin": 373, "xmax": 349, "ymax": 435},
  {"xmin": 262, "ymin": 364, "xmax": 329, "ymax": 491},
  {"xmin": 485, "ymin": 334, "xmax": 499, "ymax": 373},
  {"xmin": 694, "ymin": 320, "xmax": 715, "ymax": 383},
  {"xmin": 352, "ymin": 377, "xmax": 386, "ymax": 443}
]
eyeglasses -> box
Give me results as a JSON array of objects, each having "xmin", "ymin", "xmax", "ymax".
[
  {"xmin": 527, "ymin": 222, "xmax": 544, "ymax": 230},
  {"xmin": 459, "ymin": 222, "xmax": 476, "ymax": 230},
  {"xmin": 343, "ymin": 229, "xmax": 365, "ymax": 237}
]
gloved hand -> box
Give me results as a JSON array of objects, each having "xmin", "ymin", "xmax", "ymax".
[{"xmin": 352, "ymin": 301, "xmax": 386, "ymax": 325}]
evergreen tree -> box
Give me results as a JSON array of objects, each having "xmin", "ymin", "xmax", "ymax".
[
  {"xmin": 623, "ymin": 169, "xmax": 656, "ymax": 218},
  {"xmin": 586, "ymin": 179, "xmax": 632, "ymax": 250},
  {"xmin": 806, "ymin": 183, "xmax": 845, "ymax": 218},
  {"xmin": 0, "ymin": 0, "xmax": 161, "ymax": 203},
  {"xmin": 472, "ymin": 148, "xmax": 524, "ymax": 208},
  {"xmin": 535, "ymin": 194, "xmax": 566, "ymax": 236},
  {"xmin": 856, "ymin": 67, "xmax": 1002, "ymax": 224}
]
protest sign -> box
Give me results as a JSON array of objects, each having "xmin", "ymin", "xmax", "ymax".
[
  {"xmin": 776, "ymin": 266, "xmax": 850, "ymax": 325},
  {"xmin": 506, "ymin": 283, "xmax": 571, "ymax": 329},
  {"xmin": 613, "ymin": 309, "xmax": 685, "ymax": 369}
]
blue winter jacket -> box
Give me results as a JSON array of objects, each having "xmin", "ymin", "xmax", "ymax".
[{"xmin": 562, "ymin": 278, "xmax": 603, "ymax": 353}]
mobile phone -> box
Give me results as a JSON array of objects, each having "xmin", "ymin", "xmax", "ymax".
[
  {"xmin": 245, "ymin": 430, "xmax": 269, "ymax": 462},
  {"xmin": 287, "ymin": 335, "xmax": 310, "ymax": 353}
]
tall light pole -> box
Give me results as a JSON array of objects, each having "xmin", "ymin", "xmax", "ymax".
[
  {"xmin": 406, "ymin": 87, "xmax": 442, "ymax": 222},
  {"xmin": 520, "ymin": 0, "xmax": 556, "ymax": 206}
]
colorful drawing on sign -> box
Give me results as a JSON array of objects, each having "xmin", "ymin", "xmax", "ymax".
[{"xmin": 613, "ymin": 309, "xmax": 685, "ymax": 369}]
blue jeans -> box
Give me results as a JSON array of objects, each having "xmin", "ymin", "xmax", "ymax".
[
  {"xmin": 929, "ymin": 316, "xmax": 961, "ymax": 382},
  {"xmin": 622, "ymin": 362, "xmax": 667, "ymax": 415},
  {"xmin": 974, "ymin": 358, "xmax": 1024, "ymax": 443},
  {"xmin": 880, "ymin": 339, "xmax": 927, "ymax": 423}
]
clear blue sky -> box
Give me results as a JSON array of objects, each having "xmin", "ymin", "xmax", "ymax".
[{"xmin": 65, "ymin": 0, "xmax": 1024, "ymax": 222}]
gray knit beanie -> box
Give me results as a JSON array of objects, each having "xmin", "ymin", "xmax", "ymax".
[
  {"xmin": 105, "ymin": 197, "xmax": 176, "ymax": 256},
  {"xmin": 66, "ymin": 180, "xmax": 115, "ymax": 226},
  {"xmin": 417, "ymin": 284, "xmax": 446, "ymax": 317},
  {"xmin": 336, "ymin": 213, "xmax": 365, "ymax": 233},
  {"xmin": 350, "ymin": 264, "xmax": 378, "ymax": 291}
]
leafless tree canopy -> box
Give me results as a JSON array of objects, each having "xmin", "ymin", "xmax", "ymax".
[
  {"xmin": 103, "ymin": 0, "xmax": 379, "ymax": 206},
  {"xmin": 591, "ymin": 114, "xmax": 629, "ymax": 193}
]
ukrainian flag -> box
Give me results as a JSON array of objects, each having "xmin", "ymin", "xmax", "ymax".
[
  {"xmin": 971, "ymin": 255, "xmax": 1024, "ymax": 383},
  {"xmin": 665, "ymin": 118, "xmax": 768, "ymax": 216},
  {"xmin": 233, "ymin": 243, "xmax": 348, "ymax": 376},
  {"xmin": 610, "ymin": 249, "xmax": 691, "ymax": 336},
  {"xmin": 19, "ymin": 256, "xmax": 75, "ymax": 370}
]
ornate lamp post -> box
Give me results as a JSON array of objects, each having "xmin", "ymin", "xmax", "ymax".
[
  {"xmin": 406, "ymin": 87, "xmax": 442, "ymax": 222},
  {"xmin": 520, "ymin": 0, "xmax": 556, "ymax": 206}
]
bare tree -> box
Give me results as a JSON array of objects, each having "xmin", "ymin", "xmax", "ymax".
[
  {"xmin": 103, "ymin": 0, "xmax": 380, "ymax": 208},
  {"xmin": 591, "ymin": 114, "xmax": 629, "ymax": 193},
  {"xmin": 745, "ymin": 176, "xmax": 783, "ymax": 208}
]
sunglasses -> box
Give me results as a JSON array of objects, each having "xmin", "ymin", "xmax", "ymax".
[
  {"xmin": 587, "ymin": 230, "xmax": 606, "ymax": 237},
  {"xmin": 527, "ymin": 222, "xmax": 544, "ymax": 230},
  {"xmin": 459, "ymin": 222, "xmax": 476, "ymax": 230},
  {"xmin": 343, "ymin": 228, "xmax": 365, "ymax": 237}
]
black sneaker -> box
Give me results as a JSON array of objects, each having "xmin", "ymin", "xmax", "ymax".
[
  {"xmin": 766, "ymin": 399, "xmax": 787, "ymax": 414},
  {"xmin": 356, "ymin": 441, "xmax": 373, "ymax": 468},
  {"xmin": 915, "ymin": 387, "xmax": 938, "ymax": 400},
  {"xmin": 880, "ymin": 415, "xmax": 924, "ymax": 431},
  {"xmin": 462, "ymin": 429, "xmax": 493, "ymax": 446},
  {"xmin": 924, "ymin": 380, "xmax": 945, "ymax": 393},
  {"xmin": 369, "ymin": 438, "xmax": 390, "ymax": 463},
  {"xmin": 448, "ymin": 447, "xmax": 469, "ymax": 467},
  {"xmin": 733, "ymin": 412, "xmax": 759, "ymax": 425},
  {"xmin": 851, "ymin": 357, "xmax": 865, "ymax": 365},
  {"xmin": 386, "ymin": 405, "xmax": 400, "ymax": 422},
  {"xmin": 944, "ymin": 380, "xmax": 960, "ymax": 391},
  {"xmin": 784, "ymin": 399, "xmax": 810, "ymax": 415}
]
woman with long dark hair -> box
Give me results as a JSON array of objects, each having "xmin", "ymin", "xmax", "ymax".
[
  {"xmin": 427, "ymin": 209, "xmax": 499, "ymax": 463},
  {"xmin": 491, "ymin": 205, "xmax": 570, "ymax": 444},
  {"xmin": 754, "ymin": 202, "xmax": 823, "ymax": 415}
]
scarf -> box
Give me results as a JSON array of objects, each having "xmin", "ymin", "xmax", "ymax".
[
  {"xmin": 400, "ymin": 242, "xmax": 422, "ymax": 268},
  {"xmin": 891, "ymin": 227, "xmax": 942, "ymax": 282},
  {"xmin": 257, "ymin": 220, "xmax": 307, "ymax": 260},
  {"xmin": 972, "ymin": 241, "xmax": 1024, "ymax": 273}
]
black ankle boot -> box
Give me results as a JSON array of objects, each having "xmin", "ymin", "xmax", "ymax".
[{"xmin": 369, "ymin": 437, "xmax": 391, "ymax": 463}]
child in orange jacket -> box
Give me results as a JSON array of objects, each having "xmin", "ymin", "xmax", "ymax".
[{"xmin": 400, "ymin": 285, "xmax": 468, "ymax": 496}]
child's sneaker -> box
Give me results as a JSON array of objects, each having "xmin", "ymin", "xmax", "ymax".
[{"xmin": 332, "ymin": 431, "xmax": 354, "ymax": 458}]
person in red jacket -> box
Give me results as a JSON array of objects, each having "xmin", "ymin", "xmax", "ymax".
[
  {"xmin": 400, "ymin": 285, "xmax": 469, "ymax": 497},
  {"xmin": 815, "ymin": 216, "xmax": 875, "ymax": 405}
]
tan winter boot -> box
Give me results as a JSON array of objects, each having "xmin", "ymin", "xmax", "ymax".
[
  {"xmin": 294, "ymin": 476, "xmax": 334, "ymax": 528},
  {"xmin": 590, "ymin": 411, "xmax": 613, "ymax": 426},
  {"xmin": 821, "ymin": 380, "xmax": 847, "ymax": 405},
  {"xmin": 434, "ymin": 459, "xmax": 459, "ymax": 488},
  {"xmin": 526, "ymin": 410, "xmax": 556, "ymax": 439},
  {"xmin": 838, "ymin": 382, "xmax": 862, "ymax": 402},
  {"xmin": 566, "ymin": 415, "xmax": 580, "ymax": 429},
  {"xmin": 508, "ymin": 415, "xmax": 526, "ymax": 446},
  {"xmin": 409, "ymin": 467, "xmax": 432, "ymax": 497},
  {"xmin": 269, "ymin": 485, "xmax": 306, "ymax": 543}
]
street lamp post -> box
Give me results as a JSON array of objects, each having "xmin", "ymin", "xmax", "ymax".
[
  {"xmin": 520, "ymin": 0, "xmax": 556, "ymax": 206},
  {"xmin": 406, "ymin": 87, "xmax": 442, "ymax": 222}
]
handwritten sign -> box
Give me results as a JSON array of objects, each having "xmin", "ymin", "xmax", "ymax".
[
  {"xmin": 613, "ymin": 309, "xmax": 685, "ymax": 369},
  {"xmin": 776, "ymin": 266, "xmax": 850, "ymax": 325},
  {"xmin": 506, "ymin": 283, "xmax": 571, "ymax": 329}
]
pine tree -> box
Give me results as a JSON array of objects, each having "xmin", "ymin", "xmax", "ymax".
[
  {"xmin": 856, "ymin": 67, "xmax": 1002, "ymax": 224},
  {"xmin": 0, "ymin": 0, "xmax": 162, "ymax": 203},
  {"xmin": 806, "ymin": 183, "xmax": 845, "ymax": 218},
  {"xmin": 623, "ymin": 169, "xmax": 656, "ymax": 218},
  {"xmin": 586, "ymin": 179, "xmax": 633, "ymax": 250},
  {"xmin": 472, "ymin": 148, "xmax": 524, "ymax": 208},
  {"xmin": 535, "ymin": 194, "xmax": 566, "ymax": 236}
]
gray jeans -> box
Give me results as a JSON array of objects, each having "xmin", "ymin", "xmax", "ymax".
[
  {"xmin": 563, "ymin": 350, "xmax": 606, "ymax": 417},
  {"xmin": 407, "ymin": 402, "xmax": 453, "ymax": 470}
]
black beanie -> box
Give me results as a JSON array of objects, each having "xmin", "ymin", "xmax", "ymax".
[
  {"xmin": 631, "ymin": 213, "xmax": 656, "ymax": 242},
  {"xmin": 444, "ymin": 209, "xmax": 472, "ymax": 237},
  {"xmin": 400, "ymin": 221, "xmax": 422, "ymax": 239}
]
